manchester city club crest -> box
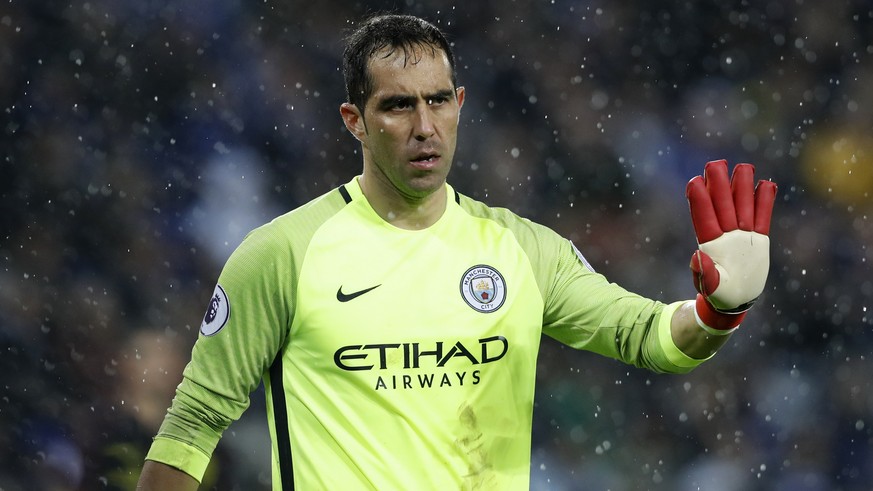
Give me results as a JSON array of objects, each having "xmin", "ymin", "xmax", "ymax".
[{"xmin": 460, "ymin": 265, "xmax": 506, "ymax": 313}]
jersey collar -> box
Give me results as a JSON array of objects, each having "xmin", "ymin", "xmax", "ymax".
[{"xmin": 343, "ymin": 176, "xmax": 459, "ymax": 231}]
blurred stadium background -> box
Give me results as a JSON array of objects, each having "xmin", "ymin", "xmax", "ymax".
[{"xmin": 2, "ymin": 1, "xmax": 872, "ymax": 489}]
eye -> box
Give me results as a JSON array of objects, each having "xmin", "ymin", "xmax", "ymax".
[
  {"xmin": 380, "ymin": 97, "xmax": 415, "ymax": 112},
  {"xmin": 427, "ymin": 96, "xmax": 448, "ymax": 106}
]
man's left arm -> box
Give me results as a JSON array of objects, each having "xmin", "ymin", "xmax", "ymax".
[{"xmin": 670, "ymin": 159, "xmax": 778, "ymax": 359}]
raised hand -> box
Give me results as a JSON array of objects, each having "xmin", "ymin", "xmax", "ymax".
[{"xmin": 686, "ymin": 159, "xmax": 778, "ymax": 333}]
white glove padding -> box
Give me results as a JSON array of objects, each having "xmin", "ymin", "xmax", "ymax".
[{"xmin": 695, "ymin": 229, "xmax": 770, "ymax": 312}]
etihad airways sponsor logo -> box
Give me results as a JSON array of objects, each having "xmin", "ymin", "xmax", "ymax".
[
  {"xmin": 333, "ymin": 335, "xmax": 508, "ymax": 371},
  {"xmin": 334, "ymin": 336, "xmax": 509, "ymax": 391}
]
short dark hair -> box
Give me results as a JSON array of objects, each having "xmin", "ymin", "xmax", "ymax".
[{"xmin": 342, "ymin": 14, "xmax": 457, "ymax": 111}]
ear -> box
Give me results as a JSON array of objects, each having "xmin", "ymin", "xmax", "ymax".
[
  {"xmin": 456, "ymin": 86, "xmax": 466, "ymax": 110},
  {"xmin": 340, "ymin": 103, "xmax": 367, "ymax": 142},
  {"xmin": 455, "ymin": 87, "xmax": 466, "ymax": 124}
]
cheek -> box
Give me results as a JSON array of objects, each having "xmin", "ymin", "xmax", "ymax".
[
  {"xmin": 437, "ymin": 112, "xmax": 460, "ymax": 132},
  {"xmin": 366, "ymin": 131, "xmax": 405, "ymax": 164},
  {"xmin": 370, "ymin": 124, "xmax": 404, "ymax": 149}
]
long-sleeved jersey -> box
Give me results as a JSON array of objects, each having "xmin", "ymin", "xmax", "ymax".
[{"xmin": 145, "ymin": 177, "xmax": 705, "ymax": 489}]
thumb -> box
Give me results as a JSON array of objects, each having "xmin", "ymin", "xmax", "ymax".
[{"xmin": 690, "ymin": 250, "xmax": 720, "ymax": 296}]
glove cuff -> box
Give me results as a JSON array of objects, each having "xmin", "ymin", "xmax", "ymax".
[{"xmin": 694, "ymin": 294, "xmax": 744, "ymax": 335}]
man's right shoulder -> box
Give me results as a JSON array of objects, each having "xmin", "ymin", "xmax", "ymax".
[{"xmin": 251, "ymin": 186, "xmax": 351, "ymax": 239}]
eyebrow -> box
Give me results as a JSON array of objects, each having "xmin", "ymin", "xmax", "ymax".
[
  {"xmin": 426, "ymin": 89, "xmax": 456, "ymax": 102},
  {"xmin": 375, "ymin": 89, "xmax": 456, "ymax": 110}
]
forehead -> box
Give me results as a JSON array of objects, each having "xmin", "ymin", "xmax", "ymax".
[{"xmin": 367, "ymin": 46, "xmax": 454, "ymax": 96}]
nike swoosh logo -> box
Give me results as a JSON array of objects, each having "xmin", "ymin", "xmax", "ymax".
[{"xmin": 336, "ymin": 284, "xmax": 381, "ymax": 302}]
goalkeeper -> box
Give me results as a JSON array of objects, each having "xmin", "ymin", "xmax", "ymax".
[{"xmin": 137, "ymin": 14, "xmax": 777, "ymax": 490}]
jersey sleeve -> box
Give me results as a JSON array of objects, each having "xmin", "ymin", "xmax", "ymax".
[
  {"xmin": 145, "ymin": 221, "xmax": 295, "ymax": 481},
  {"xmin": 540, "ymin": 237, "xmax": 707, "ymax": 374}
]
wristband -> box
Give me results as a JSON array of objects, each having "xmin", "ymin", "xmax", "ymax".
[{"xmin": 694, "ymin": 294, "xmax": 744, "ymax": 335}]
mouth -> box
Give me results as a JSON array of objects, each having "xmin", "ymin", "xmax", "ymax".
[{"xmin": 409, "ymin": 152, "xmax": 441, "ymax": 170}]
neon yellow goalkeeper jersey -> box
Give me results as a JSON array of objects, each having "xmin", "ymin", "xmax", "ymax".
[{"xmin": 146, "ymin": 177, "xmax": 704, "ymax": 490}]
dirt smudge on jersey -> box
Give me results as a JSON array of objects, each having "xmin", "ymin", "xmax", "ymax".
[{"xmin": 455, "ymin": 403, "xmax": 497, "ymax": 490}]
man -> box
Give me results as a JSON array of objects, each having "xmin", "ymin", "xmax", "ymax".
[{"xmin": 137, "ymin": 14, "xmax": 777, "ymax": 490}]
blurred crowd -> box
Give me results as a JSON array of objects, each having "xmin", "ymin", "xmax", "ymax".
[{"xmin": 2, "ymin": 0, "xmax": 872, "ymax": 489}]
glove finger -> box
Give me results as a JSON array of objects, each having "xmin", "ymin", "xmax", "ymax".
[
  {"xmin": 754, "ymin": 180, "xmax": 778, "ymax": 235},
  {"xmin": 731, "ymin": 163, "xmax": 756, "ymax": 231},
  {"xmin": 704, "ymin": 160, "xmax": 739, "ymax": 232},
  {"xmin": 687, "ymin": 176, "xmax": 722, "ymax": 243},
  {"xmin": 689, "ymin": 250, "xmax": 720, "ymax": 296}
]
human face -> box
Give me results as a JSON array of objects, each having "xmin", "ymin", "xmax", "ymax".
[{"xmin": 341, "ymin": 46, "xmax": 465, "ymax": 203}]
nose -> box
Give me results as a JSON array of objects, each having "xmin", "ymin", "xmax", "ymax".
[{"xmin": 413, "ymin": 106, "xmax": 435, "ymax": 141}]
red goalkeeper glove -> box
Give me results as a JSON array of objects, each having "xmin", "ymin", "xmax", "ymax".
[{"xmin": 686, "ymin": 160, "xmax": 778, "ymax": 334}]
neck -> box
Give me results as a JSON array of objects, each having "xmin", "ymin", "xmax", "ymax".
[{"xmin": 358, "ymin": 174, "xmax": 447, "ymax": 230}]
